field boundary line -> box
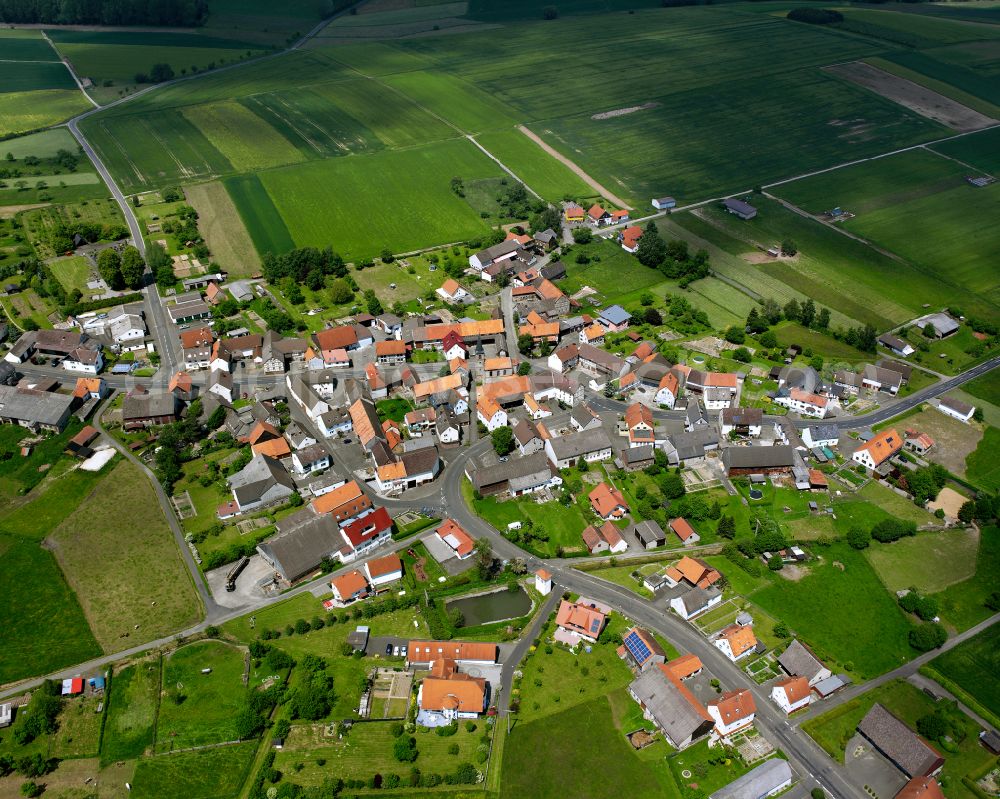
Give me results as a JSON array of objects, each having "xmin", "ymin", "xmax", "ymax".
[
  {"xmin": 922, "ymin": 144, "xmax": 995, "ymax": 177},
  {"xmin": 517, "ymin": 124, "xmax": 632, "ymax": 209},
  {"xmin": 465, "ymin": 134, "xmax": 542, "ymax": 201},
  {"xmin": 39, "ymin": 29, "xmax": 98, "ymax": 108}
]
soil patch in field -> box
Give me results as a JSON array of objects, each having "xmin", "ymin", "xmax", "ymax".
[
  {"xmin": 826, "ymin": 62, "xmax": 996, "ymax": 133},
  {"xmin": 592, "ymin": 102, "xmax": 660, "ymax": 120},
  {"xmin": 927, "ymin": 486, "xmax": 968, "ymax": 519},
  {"xmin": 903, "ymin": 407, "xmax": 983, "ymax": 477}
]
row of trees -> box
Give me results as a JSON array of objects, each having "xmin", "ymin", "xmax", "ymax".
[
  {"xmin": 0, "ymin": 0, "xmax": 209, "ymax": 26},
  {"xmin": 634, "ymin": 222, "xmax": 711, "ymax": 286},
  {"xmin": 97, "ymin": 245, "xmax": 145, "ymax": 290},
  {"xmin": 48, "ymin": 219, "xmax": 129, "ymax": 255},
  {"xmin": 261, "ymin": 246, "xmax": 348, "ymax": 288},
  {"xmin": 746, "ymin": 296, "xmax": 877, "ymax": 353}
]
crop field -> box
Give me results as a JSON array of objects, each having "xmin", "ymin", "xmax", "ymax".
[
  {"xmin": 199, "ymin": 0, "xmax": 331, "ymax": 46},
  {"xmin": 966, "ymin": 427, "xmax": 1000, "ymax": 491},
  {"xmin": 184, "ymin": 100, "xmax": 306, "ymax": 171},
  {"xmin": 925, "ymin": 624, "xmax": 1000, "ymax": 721},
  {"xmin": 963, "ymin": 368, "xmax": 1000, "ymax": 408},
  {"xmin": 884, "ymin": 47, "xmax": 1000, "ymax": 111},
  {"xmin": 130, "ymin": 742, "xmax": 257, "ymax": 799},
  {"xmin": 156, "ymin": 641, "xmax": 248, "ymax": 751},
  {"xmin": 474, "ymin": 129, "xmax": 595, "ymax": 201},
  {"xmin": 83, "ymin": 112, "xmax": 234, "ymax": 192},
  {"xmin": 865, "ymin": 529, "xmax": 980, "ymax": 594},
  {"xmin": 751, "ymin": 544, "xmax": 915, "ymax": 678},
  {"xmin": 246, "ymin": 139, "xmax": 504, "ymax": 257},
  {"xmin": 381, "ymin": 69, "xmax": 521, "ymax": 134},
  {"xmin": 0, "ymin": 89, "xmax": 91, "ymax": 139},
  {"xmin": 0, "ymin": 127, "xmax": 79, "ymax": 159},
  {"xmin": 0, "ymin": 533, "xmax": 101, "ymax": 685},
  {"xmin": 931, "ymin": 126, "xmax": 1000, "ymax": 174},
  {"xmin": 0, "ymin": 464, "xmax": 108, "ymax": 540},
  {"xmin": 774, "ymin": 149, "xmax": 1000, "ymax": 319},
  {"xmin": 50, "ymin": 460, "xmax": 202, "ymax": 652},
  {"xmin": 102, "ymin": 658, "xmax": 162, "ymax": 763},
  {"xmin": 835, "ymin": 7, "xmax": 1000, "ymax": 48},
  {"xmin": 223, "ymin": 173, "xmax": 295, "ymax": 255},
  {"xmin": 931, "ymin": 525, "xmax": 1000, "ymax": 632},
  {"xmin": 184, "ymin": 181, "xmax": 261, "ymax": 275}
]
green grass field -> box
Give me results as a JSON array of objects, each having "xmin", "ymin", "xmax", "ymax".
[
  {"xmin": 184, "ymin": 100, "xmax": 306, "ymax": 171},
  {"xmin": 966, "ymin": 427, "xmax": 1000, "ymax": 491},
  {"xmin": 131, "ymin": 741, "xmax": 257, "ymax": 799},
  {"xmin": 0, "ymin": 533, "xmax": 101, "ymax": 685},
  {"xmin": 501, "ymin": 694, "xmax": 675, "ymax": 799},
  {"xmin": 223, "ymin": 172, "xmax": 295, "ymax": 255},
  {"xmin": 925, "ymin": 624, "xmax": 1000, "ymax": 721},
  {"xmin": 49, "ymin": 254, "xmax": 94, "ymax": 295},
  {"xmin": 156, "ymin": 641, "xmax": 248, "ymax": 751},
  {"xmin": 242, "ymin": 138, "xmax": 505, "ymax": 258},
  {"xmin": 864, "ymin": 529, "xmax": 979, "ymax": 594},
  {"xmin": 883, "ymin": 47, "xmax": 1000, "ymax": 111},
  {"xmin": 963, "ymin": 368, "xmax": 1000, "ymax": 408},
  {"xmin": 1, "ymin": 127, "xmax": 80, "ymax": 159},
  {"xmin": 102, "ymin": 658, "xmax": 162, "ymax": 763},
  {"xmin": 0, "ymin": 88, "xmax": 91, "ymax": 139},
  {"xmin": 0, "ymin": 462, "xmax": 108, "ymax": 539},
  {"xmin": 751, "ymin": 544, "xmax": 915, "ymax": 678},
  {"xmin": 931, "ymin": 526, "xmax": 1000, "ymax": 632},
  {"xmin": 50, "ymin": 460, "xmax": 202, "ymax": 652},
  {"xmin": 475, "ymin": 129, "xmax": 595, "ymax": 201}
]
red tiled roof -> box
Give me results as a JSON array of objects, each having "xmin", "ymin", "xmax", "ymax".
[{"xmin": 341, "ymin": 506, "xmax": 392, "ymax": 549}]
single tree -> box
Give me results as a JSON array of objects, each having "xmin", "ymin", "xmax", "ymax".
[{"xmin": 491, "ymin": 426, "xmax": 514, "ymax": 456}]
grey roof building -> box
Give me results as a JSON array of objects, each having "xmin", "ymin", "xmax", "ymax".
[
  {"xmin": 227, "ymin": 454, "xmax": 295, "ymax": 512},
  {"xmin": 857, "ymin": 704, "xmax": 945, "ymax": 778},
  {"xmin": 257, "ymin": 512, "xmax": 343, "ymax": 582},
  {"xmin": 632, "ymin": 520, "xmax": 666, "ymax": 549},
  {"xmin": 777, "ymin": 639, "xmax": 830, "ymax": 685},
  {"xmin": 466, "ymin": 449, "xmax": 555, "ymax": 496},
  {"xmin": 710, "ymin": 758, "xmax": 792, "ymax": 799},
  {"xmin": 122, "ymin": 392, "xmax": 180, "ymax": 429},
  {"xmin": 544, "ymin": 427, "xmax": 613, "ymax": 466},
  {"xmin": 628, "ymin": 667, "xmax": 713, "ymax": 749},
  {"xmin": 722, "ymin": 445, "xmax": 795, "ymax": 474},
  {"xmin": 0, "ymin": 384, "xmax": 75, "ymax": 431}
]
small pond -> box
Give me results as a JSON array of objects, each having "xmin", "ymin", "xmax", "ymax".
[
  {"xmin": 691, "ymin": 355, "xmax": 706, "ymax": 363},
  {"xmin": 446, "ymin": 585, "xmax": 532, "ymax": 627},
  {"xmin": 749, "ymin": 489, "xmax": 764, "ymax": 500}
]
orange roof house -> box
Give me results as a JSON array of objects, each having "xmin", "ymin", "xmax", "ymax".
[
  {"xmin": 311, "ymin": 480, "xmax": 372, "ymax": 522},
  {"xmin": 419, "ymin": 658, "xmax": 487, "ymax": 717},
  {"xmin": 587, "ymin": 203, "xmax": 607, "ymax": 222},
  {"xmin": 249, "ymin": 421, "xmax": 281, "ymax": 445},
  {"xmin": 413, "ymin": 373, "xmax": 464, "ymax": 401},
  {"xmin": 852, "ymin": 428, "xmax": 902, "ymax": 469},
  {"xmin": 314, "ymin": 325, "xmax": 358, "ymax": 351},
  {"xmin": 73, "ymin": 377, "xmax": 104, "ymax": 399},
  {"xmin": 771, "ymin": 675, "xmax": 811, "ymax": 713},
  {"xmin": 663, "ymin": 653, "xmax": 703, "ymax": 681},
  {"xmin": 168, "ymin": 371, "xmax": 193, "ymax": 396},
  {"xmin": 669, "ymin": 517, "xmax": 698, "ymax": 544},
  {"xmin": 674, "ymin": 556, "xmax": 721, "ymax": 588},
  {"xmin": 621, "ymin": 225, "xmax": 642, "ymax": 250},
  {"xmin": 330, "ymin": 570, "xmax": 369, "ymax": 604},
  {"xmin": 707, "ymin": 688, "xmax": 756, "ymax": 736},
  {"xmin": 436, "ymin": 518, "xmax": 474, "ymax": 558},
  {"xmin": 715, "ymin": 624, "xmax": 758, "ymax": 660},
  {"xmin": 896, "ymin": 778, "xmax": 946, "ymax": 799},
  {"xmin": 375, "ymin": 340, "xmax": 406, "ymax": 358},
  {"xmin": 407, "ymin": 641, "xmax": 499, "ymax": 666},
  {"xmin": 179, "ymin": 326, "xmax": 213, "ymax": 349},
  {"xmin": 564, "ymin": 203, "xmax": 585, "ymax": 221},
  {"xmin": 589, "ymin": 482, "xmax": 628, "ymax": 520},
  {"xmin": 555, "ymin": 599, "xmax": 607, "ymax": 642},
  {"xmin": 251, "ymin": 437, "xmax": 292, "ymax": 459}
]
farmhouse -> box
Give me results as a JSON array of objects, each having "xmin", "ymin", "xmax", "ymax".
[
  {"xmin": 437, "ymin": 278, "xmax": 471, "ymax": 304},
  {"xmin": 227, "ymin": 454, "xmax": 295, "ymax": 514},
  {"xmin": 720, "ymin": 407, "xmax": 763, "ymax": 437},
  {"xmin": 330, "ymin": 570, "xmax": 369, "ymax": 606},
  {"xmin": 857, "ymin": 704, "xmax": 945, "ymax": 778},
  {"xmin": 465, "ymin": 449, "xmax": 560, "ymax": 497},
  {"xmin": 863, "ymin": 364, "xmax": 902, "ymax": 395},
  {"xmin": 652, "ymin": 197, "xmax": 676, "ymax": 210},
  {"xmin": 802, "ymin": 424, "xmax": 839, "ymax": 449},
  {"xmin": 774, "ymin": 388, "xmax": 829, "ymax": 418},
  {"xmin": 620, "ymin": 225, "xmax": 643, "ymax": 253},
  {"xmin": 476, "ymin": 396, "xmax": 508, "ymax": 432},
  {"xmin": 0, "ymin": 383, "xmax": 75, "ymax": 432},
  {"xmin": 375, "ymin": 340, "xmax": 407, "ymax": 365},
  {"xmin": 468, "ymin": 239, "xmax": 526, "ymax": 272},
  {"xmin": 914, "ymin": 312, "xmax": 959, "ymax": 339},
  {"xmin": 374, "ymin": 447, "xmax": 440, "ymax": 494},
  {"xmin": 365, "ymin": 552, "xmax": 403, "ymax": 588},
  {"xmin": 722, "ymin": 446, "xmax": 795, "ymax": 476},
  {"xmin": 706, "ymin": 688, "xmax": 756, "ymax": 741},
  {"xmin": 770, "ymin": 676, "xmax": 811, "ymax": 714},
  {"xmin": 122, "ymin": 391, "xmax": 180, "ymax": 430},
  {"xmin": 656, "ymin": 372, "xmax": 680, "ymax": 407},
  {"xmin": 555, "ymin": 599, "xmax": 607, "ymax": 644},
  {"xmin": 723, "ymin": 198, "xmax": 757, "ymax": 220},
  {"xmin": 311, "ymin": 480, "xmax": 373, "ymax": 525},
  {"xmin": 852, "ymin": 429, "xmax": 902, "ymax": 470},
  {"xmin": 435, "ymin": 518, "xmax": 475, "ymax": 560},
  {"xmin": 937, "ymin": 396, "xmax": 975, "ymax": 423},
  {"xmin": 628, "ymin": 658, "xmax": 713, "ymax": 749}
]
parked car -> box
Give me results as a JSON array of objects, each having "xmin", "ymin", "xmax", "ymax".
[{"xmin": 385, "ymin": 643, "xmax": 393, "ymax": 655}]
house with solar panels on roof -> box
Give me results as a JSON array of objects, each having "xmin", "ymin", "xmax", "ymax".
[
  {"xmin": 619, "ymin": 627, "xmax": 667, "ymax": 672},
  {"xmin": 554, "ymin": 599, "xmax": 608, "ymax": 645}
]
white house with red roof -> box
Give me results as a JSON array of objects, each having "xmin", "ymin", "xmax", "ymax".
[
  {"xmin": 669, "ymin": 517, "xmax": 700, "ymax": 546},
  {"xmin": 770, "ymin": 676, "xmax": 811, "ymax": 714},
  {"xmin": 619, "ymin": 225, "xmax": 643, "ymax": 253},
  {"xmin": 437, "ymin": 279, "xmax": 471, "ymax": 304},
  {"xmin": 707, "ymin": 688, "xmax": 756, "ymax": 740},
  {"xmin": 775, "ymin": 388, "xmax": 829, "ymax": 419},
  {"xmin": 365, "ymin": 553, "xmax": 403, "ymax": 588},
  {"xmin": 339, "ymin": 506, "xmax": 392, "ymax": 562}
]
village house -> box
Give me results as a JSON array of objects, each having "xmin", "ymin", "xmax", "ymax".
[
  {"xmin": 712, "ymin": 759, "xmax": 792, "ymax": 799},
  {"xmin": 312, "ymin": 480, "xmax": 373, "ymax": 525},
  {"xmin": 375, "ymin": 339, "xmax": 407, "ymax": 365},
  {"xmin": 714, "ymin": 624, "xmax": 758, "ymax": 661},
  {"xmin": 468, "ymin": 239, "xmax": 528, "ymax": 273},
  {"xmin": 777, "ymin": 639, "xmax": 831, "ymax": 687},
  {"xmin": 878, "ymin": 333, "xmax": 915, "ymax": 357},
  {"xmin": 619, "ymin": 225, "xmax": 643, "ymax": 253},
  {"xmin": 628, "ymin": 655, "xmax": 713, "ymax": 749},
  {"xmin": 476, "ymin": 396, "xmax": 508, "ymax": 432},
  {"xmin": 434, "ymin": 518, "xmax": 475, "ymax": 560},
  {"xmin": 417, "ymin": 658, "xmax": 489, "ymax": 722},
  {"xmin": 655, "ymin": 372, "xmax": 680, "ymax": 408},
  {"xmin": 904, "ymin": 430, "xmax": 935, "ymax": 456},
  {"xmin": 227, "ymin": 454, "xmax": 296, "ymax": 515},
  {"xmin": 581, "ymin": 521, "xmax": 628, "ymax": 554},
  {"xmin": 624, "ymin": 402, "xmax": 656, "ymax": 447},
  {"xmin": 483, "ymin": 356, "xmax": 515, "ymax": 378},
  {"xmin": 588, "ymin": 481, "xmax": 629, "ymax": 520},
  {"xmin": 671, "ymin": 585, "xmax": 723, "ymax": 620},
  {"xmin": 706, "ymin": 688, "xmax": 756, "ymax": 742},
  {"xmin": 407, "ymin": 641, "xmax": 499, "ymax": 670},
  {"xmin": 863, "ymin": 364, "xmax": 903, "ymax": 395},
  {"xmin": 775, "ymin": 387, "xmax": 829, "ymax": 418},
  {"xmin": 465, "ymin": 450, "xmax": 561, "ymax": 497},
  {"xmin": 555, "ymin": 599, "xmax": 608, "ymax": 645},
  {"xmin": 852, "ymin": 429, "xmax": 902, "ymax": 471},
  {"xmin": 722, "ymin": 446, "xmax": 795, "ymax": 477},
  {"xmin": 123, "ymin": 390, "xmax": 180, "ymax": 430},
  {"xmin": 770, "ymin": 676, "xmax": 811, "ymax": 714},
  {"xmin": 374, "ymin": 447, "xmax": 440, "ymax": 495},
  {"xmin": 544, "ymin": 427, "xmax": 613, "ymax": 468},
  {"xmin": 598, "ymin": 304, "xmax": 631, "ymax": 332},
  {"xmin": 436, "ymin": 278, "xmax": 471, "ymax": 304},
  {"xmin": 365, "ymin": 552, "xmax": 403, "ymax": 588},
  {"xmin": 801, "ymin": 424, "xmax": 839, "ymax": 449},
  {"xmin": 619, "ymin": 627, "xmax": 667, "ymax": 671},
  {"xmin": 330, "ymin": 570, "xmax": 369, "ymax": 606},
  {"xmin": 291, "ymin": 444, "xmax": 330, "ymax": 476},
  {"xmin": 579, "ymin": 322, "xmax": 606, "ymax": 346}
]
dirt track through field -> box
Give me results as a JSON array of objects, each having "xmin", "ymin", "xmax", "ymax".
[
  {"xmin": 826, "ymin": 61, "xmax": 997, "ymax": 133},
  {"xmin": 517, "ymin": 125, "xmax": 633, "ymax": 209}
]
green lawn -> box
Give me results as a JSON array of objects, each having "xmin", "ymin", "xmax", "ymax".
[
  {"xmin": 924, "ymin": 623, "xmax": 1000, "ymax": 726},
  {"xmin": 101, "ymin": 657, "xmax": 162, "ymax": 763},
  {"xmin": 803, "ymin": 678, "xmax": 994, "ymax": 799},
  {"xmin": 931, "ymin": 126, "xmax": 1000, "ymax": 174},
  {"xmin": 156, "ymin": 641, "xmax": 249, "ymax": 751},
  {"xmin": 0, "ymin": 462, "xmax": 109, "ymax": 539},
  {"xmin": 376, "ymin": 397, "xmax": 414, "ymax": 423},
  {"xmin": 0, "ymin": 419, "xmax": 85, "ymax": 499},
  {"xmin": 864, "ymin": 529, "xmax": 979, "ymax": 594},
  {"xmin": 273, "ymin": 719, "xmax": 486, "ymax": 789},
  {"xmin": 501, "ymin": 693, "xmax": 676, "ymax": 799},
  {"xmin": 0, "ymin": 533, "xmax": 101, "ymax": 685},
  {"xmin": 928, "ymin": 526, "xmax": 1000, "ymax": 633},
  {"xmin": 50, "ymin": 460, "xmax": 202, "ymax": 652},
  {"xmin": 962, "ymin": 368, "xmax": 1000, "ymax": 408},
  {"xmin": 966, "ymin": 426, "xmax": 1000, "ymax": 491},
  {"xmin": 130, "ymin": 741, "xmax": 257, "ymax": 799},
  {"xmin": 751, "ymin": 544, "xmax": 915, "ymax": 679}
]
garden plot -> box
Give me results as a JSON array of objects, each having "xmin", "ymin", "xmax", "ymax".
[{"xmin": 363, "ymin": 668, "xmax": 412, "ymax": 719}]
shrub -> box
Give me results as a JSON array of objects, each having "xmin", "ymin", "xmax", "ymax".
[
  {"xmin": 846, "ymin": 526, "xmax": 871, "ymax": 550},
  {"xmin": 909, "ymin": 622, "xmax": 947, "ymax": 652},
  {"xmin": 787, "ymin": 7, "xmax": 843, "ymax": 24}
]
